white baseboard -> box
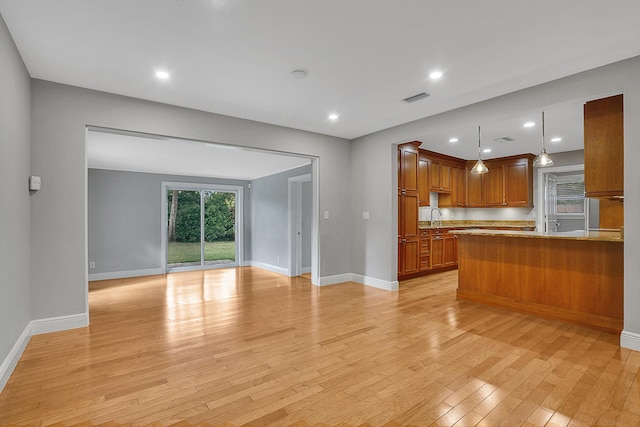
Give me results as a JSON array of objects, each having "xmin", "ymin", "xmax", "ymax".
[
  {"xmin": 351, "ymin": 274, "xmax": 399, "ymax": 291},
  {"xmin": 1, "ymin": 312, "xmax": 88, "ymax": 392},
  {"xmin": 0, "ymin": 323, "xmax": 32, "ymax": 392},
  {"xmin": 302, "ymin": 267, "xmax": 312, "ymax": 274},
  {"xmin": 317, "ymin": 273, "xmax": 353, "ymax": 287},
  {"xmin": 247, "ymin": 261, "xmax": 289, "ymax": 276},
  {"xmin": 88, "ymin": 267, "xmax": 164, "ymax": 281},
  {"xmin": 318, "ymin": 273, "xmax": 399, "ymax": 290},
  {"xmin": 621, "ymin": 330, "xmax": 640, "ymax": 351},
  {"xmin": 31, "ymin": 313, "xmax": 89, "ymax": 335}
]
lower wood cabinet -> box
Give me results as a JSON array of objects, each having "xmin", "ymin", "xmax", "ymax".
[
  {"xmin": 398, "ymin": 236, "xmax": 420, "ymax": 276},
  {"xmin": 419, "ymin": 229, "xmax": 430, "ymax": 272},
  {"xmin": 400, "ymin": 227, "xmax": 530, "ymax": 279}
]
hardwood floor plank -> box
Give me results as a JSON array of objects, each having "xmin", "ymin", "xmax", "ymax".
[{"xmin": 0, "ymin": 267, "xmax": 638, "ymax": 426}]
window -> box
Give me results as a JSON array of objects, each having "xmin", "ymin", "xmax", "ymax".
[{"xmin": 556, "ymin": 175, "xmax": 585, "ymax": 215}]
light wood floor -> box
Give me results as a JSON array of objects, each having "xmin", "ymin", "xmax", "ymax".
[{"xmin": 1, "ymin": 267, "xmax": 639, "ymax": 426}]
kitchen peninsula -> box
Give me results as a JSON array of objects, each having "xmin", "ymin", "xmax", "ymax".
[{"xmin": 454, "ymin": 228, "xmax": 624, "ymax": 333}]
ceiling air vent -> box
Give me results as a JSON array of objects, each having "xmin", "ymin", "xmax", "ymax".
[
  {"xmin": 494, "ymin": 136, "xmax": 515, "ymax": 143},
  {"xmin": 403, "ymin": 92, "xmax": 430, "ymax": 103}
]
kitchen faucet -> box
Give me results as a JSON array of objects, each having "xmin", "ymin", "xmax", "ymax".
[{"xmin": 430, "ymin": 207, "xmax": 442, "ymax": 228}]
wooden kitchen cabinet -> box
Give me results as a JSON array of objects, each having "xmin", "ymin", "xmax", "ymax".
[
  {"xmin": 430, "ymin": 231, "xmax": 444, "ymax": 269},
  {"xmin": 504, "ymin": 156, "xmax": 534, "ymax": 206},
  {"xmin": 427, "ymin": 228, "xmax": 458, "ymax": 271},
  {"xmin": 419, "ymin": 229, "xmax": 430, "ymax": 271},
  {"xmin": 482, "ymin": 162, "xmax": 505, "ymax": 206},
  {"xmin": 418, "ymin": 153, "xmax": 430, "ymax": 206},
  {"xmin": 464, "ymin": 154, "xmax": 534, "ymax": 207},
  {"xmin": 440, "ymin": 165, "xmax": 467, "ymax": 207},
  {"xmin": 584, "ymin": 94, "xmax": 624, "ymax": 198},
  {"xmin": 466, "ymin": 167, "xmax": 483, "ymax": 207},
  {"xmin": 443, "ymin": 231, "xmax": 457, "ymax": 266},
  {"xmin": 398, "ymin": 142, "xmax": 421, "ymax": 278},
  {"xmin": 429, "ymin": 160, "xmax": 451, "ymax": 193}
]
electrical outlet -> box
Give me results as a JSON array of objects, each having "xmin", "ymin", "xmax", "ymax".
[{"xmin": 89, "ymin": 261, "xmax": 95, "ymax": 269}]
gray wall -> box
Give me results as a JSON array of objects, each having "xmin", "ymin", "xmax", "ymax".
[
  {"xmin": 351, "ymin": 56, "xmax": 640, "ymax": 340},
  {"xmin": 31, "ymin": 79, "xmax": 351, "ymax": 320},
  {"xmin": 0, "ymin": 14, "xmax": 31, "ymax": 376},
  {"xmin": 251, "ymin": 165, "xmax": 311, "ymax": 269},
  {"xmin": 88, "ymin": 169, "xmax": 251, "ymax": 276}
]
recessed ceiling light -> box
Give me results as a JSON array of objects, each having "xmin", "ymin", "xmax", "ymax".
[
  {"xmin": 483, "ymin": 148, "xmax": 492, "ymax": 153},
  {"xmin": 429, "ymin": 71, "xmax": 443, "ymax": 79},
  {"xmin": 155, "ymin": 70, "xmax": 170, "ymax": 79},
  {"xmin": 551, "ymin": 137, "xmax": 562, "ymax": 142},
  {"xmin": 328, "ymin": 113, "xmax": 339, "ymax": 121},
  {"xmin": 523, "ymin": 122, "xmax": 535, "ymax": 128},
  {"xmin": 449, "ymin": 137, "xmax": 458, "ymax": 143}
]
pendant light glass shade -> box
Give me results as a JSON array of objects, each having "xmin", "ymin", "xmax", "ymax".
[
  {"xmin": 533, "ymin": 111, "xmax": 554, "ymax": 167},
  {"xmin": 471, "ymin": 125, "xmax": 489, "ymax": 174}
]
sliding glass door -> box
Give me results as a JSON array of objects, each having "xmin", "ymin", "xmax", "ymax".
[
  {"xmin": 165, "ymin": 184, "xmax": 240, "ymax": 272},
  {"xmin": 203, "ymin": 190, "xmax": 236, "ymax": 266}
]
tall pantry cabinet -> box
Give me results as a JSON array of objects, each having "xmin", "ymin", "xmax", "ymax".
[{"xmin": 398, "ymin": 142, "xmax": 421, "ymax": 276}]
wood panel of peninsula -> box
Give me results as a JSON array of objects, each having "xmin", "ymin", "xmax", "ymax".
[{"xmin": 457, "ymin": 233, "xmax": 623, "ymax": 333}]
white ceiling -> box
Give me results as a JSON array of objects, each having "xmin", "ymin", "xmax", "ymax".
[
  {"xmin": 2, "ymin": 1, "xmax": 640, "ymax": 167},
  {"xmin": 86, "ymin": 130, "xmax": 311, "ymax": 180}
]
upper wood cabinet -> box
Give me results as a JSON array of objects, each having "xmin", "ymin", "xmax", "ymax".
[
  {"xmin": 398, "ymin": 142, "xmax": 420, "ymax": 194},
  {"xmin": 429, "ymin": 159, "xmax": 452, "ymax": 193},
  {"xmin": 418, "ymin": 153, "xmax": 430, "ymax": 206},
  {"xmin": 449, "ymin": 165, "xmax": 467, "ymax": 207},
  {"xmin": 420, "ymin": 150, "xmax": 465, "ymax": 206},
  {"xmin": 440, "ymin": 164, "xmax": 467, "ymax": 207},
  {"xmin": 504, "ymin": 156, "xmax": 535, "ymax": 206},
  {"xmin": 465, "ymin": 154, "xmax": 534, "ymax": 208},
  {"xmin": 584, "ymin": 94, "xmax": 624, "ymax": 198},
  {"xmin": 482, "ymin": 163, "xmax": 505, "ymax": 207}
]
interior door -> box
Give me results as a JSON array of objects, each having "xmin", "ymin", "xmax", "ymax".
[{"xmin": 545, "ymin": 174, "xmax": 559, "ymax": 232}]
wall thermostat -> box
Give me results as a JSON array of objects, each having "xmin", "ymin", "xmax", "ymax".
[{"xmin": 29, "ymin": 176, "xmax": 41, "ymax": 191}]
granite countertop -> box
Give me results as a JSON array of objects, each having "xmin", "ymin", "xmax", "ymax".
[
  {"xmin": 451, "ymin": 228, "xmax": 623, "ymax": 242},
  {"xmin": 418, "ymin": 220, "xmax": 536, "ymax": 230}
]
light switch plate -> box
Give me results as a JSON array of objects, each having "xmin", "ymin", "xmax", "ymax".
[{"xmin": 29, "ymin": 175, "xmax": 41, "ymax": 191}]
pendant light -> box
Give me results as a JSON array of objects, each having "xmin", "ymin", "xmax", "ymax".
[
  {"xmin": 471, "ymin": 125, "xmax": 489, "ymax": 174},
  {"xmin": 533, "ymin": 111, "xmax": 554, "ymax": 167}
]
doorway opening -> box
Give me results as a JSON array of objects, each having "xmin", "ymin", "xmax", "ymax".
[
  {"xmin": 288, "ymin": 174, "xmax": 312, "ymax": 277},
  {"xmin": 537, "ymin": 164, "xmax": 598, "ymax": 233}
]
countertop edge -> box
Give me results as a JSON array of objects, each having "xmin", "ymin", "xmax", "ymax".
[{"xmin": 451, "ymin": 229, "xmax": 623, "ymax": 243}]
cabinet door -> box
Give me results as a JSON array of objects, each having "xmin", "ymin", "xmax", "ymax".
[
  {"xmin": 443, "ymin": 235, "xmax": 456, "ymax": 266},
  {"xmin": 401, "ymin": 147, "xmax": 420, "ymax": 194},
  {"xmin": 504, "ymin": 158, "xmax": 532, "ymax": 206},
  {"xmin": 430, "ymin": 161, "xmax": 441, "ymax": 191},
  {"xmin": 450, "ymin": 166, "xmax": 466, "ymax": 206},
  {"xmin": 430, "ymin": 234, "xmax": 444, "ymax": 268},
  {"xmin": 584, "ymin": 94, "xmax": 624, "ymax": 197},
  {"xmin": 483, "ymin": 164, "xmax": 505, "ymax": 206},
  {"xmin": 400, "ymin": 193, "xmax": 419, "ymax": 238},
  {"xmin": 418, "ymin": 155, "xmax": 430, "ymax": 206},
  {"xmin": 419, "ymin": 235, "xmax": 430, "ymax": 271},
  {"xmin": 439, "ymin": 163, "xmax": 451, "ymax": 192},
  {"xmin": 402, "ymin": 237, "xmax": 420, "ymax": 275},
  {"xmin": 466, "ymin": 168, "xmax": 483, "ymax": 207}
]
